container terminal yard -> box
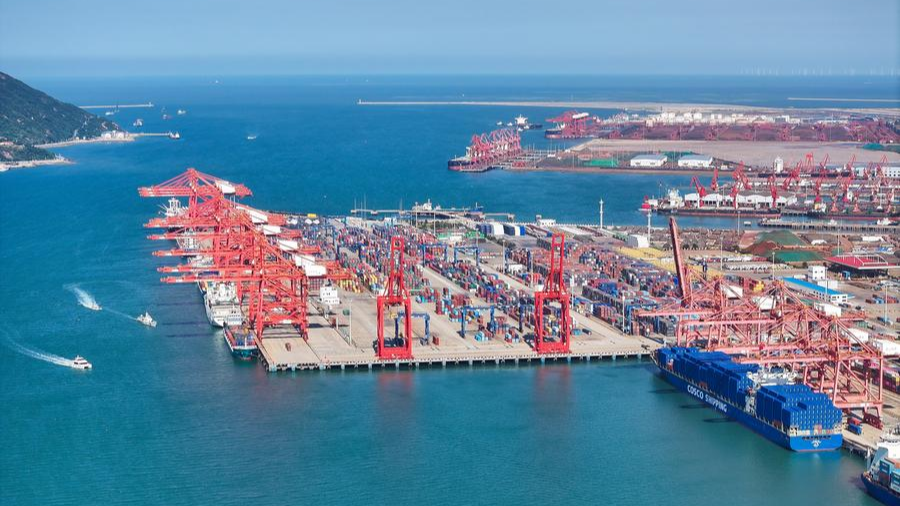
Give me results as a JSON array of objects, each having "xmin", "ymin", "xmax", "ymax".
[
  {"xmin": 139, "ymin": 168, "xmax": 900, "ymax": 457},
  {"xmin": 447, "ymin": 107, "xmax": 899, "ymax": 174},
  {"xmin": 447, "ymin": 114, "xmax": 900, "ymax": 221}
]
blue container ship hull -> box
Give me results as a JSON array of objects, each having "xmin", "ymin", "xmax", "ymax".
[
  {"xmin": 657, "ymin": 361, "xmax": 842, "ymax": 452},
  {"xmin": 863, "ymin": 472, "xmax": 900, "ymax": 506}
]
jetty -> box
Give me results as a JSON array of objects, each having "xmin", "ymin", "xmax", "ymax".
[{"xmin": 78, "ymin": 103, "xmax": 155, "ymax": 109}]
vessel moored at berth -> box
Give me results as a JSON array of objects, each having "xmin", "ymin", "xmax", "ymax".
[
  {"xmin": 863, "ymin": 428, "xmax": 900, "ymax": 506},
  {"xmin": 223, "ymin": 324, "xmax": 258, "ymax": 359},
  {"xmin": 654, "ymin": 347, "xmax": 843, "ymax": 452},
  {"xmin": 202, "ymin": 281, "xmax": 243, "ymax": 328}
]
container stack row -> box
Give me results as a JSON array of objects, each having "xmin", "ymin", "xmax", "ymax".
[{"xmin": 756, "ymin": 384, "xmax": 843, "ymax": 433}]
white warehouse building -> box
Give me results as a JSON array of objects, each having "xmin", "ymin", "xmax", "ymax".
[
  {"xmin": 853, "ymin": 164, "xmax": 900, "ymax": 179},
  {"xmin": 630, "ymin": 153, "xmax": 668, "ymax": 168},
  {"xmin": 677, "ymin": 154, "xmax": 714, "ymax": 168}
]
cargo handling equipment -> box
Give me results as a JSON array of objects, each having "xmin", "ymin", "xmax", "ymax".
[
  {"xmin": 139, "ymin": 168, "xmax": 356, "ymax": 348},
  {"xmin": 637, "ymin": 216, "xmax": 885, "ymax": 428}
]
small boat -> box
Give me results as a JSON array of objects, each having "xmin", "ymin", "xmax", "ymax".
[
  {"xmin": 71, "ymin": 356, "xmax": 92, "ymax": 370},
  {"xmin": 137, "ymin": 312, "xmax": 157, "ymax": 327},
  {"xmin": 84, "ymin": 301, "xmax": 101, "ymax": 311},
  {"xmin": 177, "ymin": 109, "xmax": 187, "ymax": 115},
  {"xmin": 246, "ymin": 135, "xmax": 257, "ymax": 141},
  {"xmin": 104, "ymin": 110, "xmax": 116, "ymax": 116},
  {"xmin": 168, "ymin": 132, "xmax": 181, "ymax": 140},
  {"xmin": 496, "ymin": 121, "xmax": 504, "ymax": 126},
  {"xmin": 743, "ymin": 221, "xmax": 752, "ymax": 226},
  {"xmin": 133, "ymin": 118, "xmax": 143, "ymax": 127}
]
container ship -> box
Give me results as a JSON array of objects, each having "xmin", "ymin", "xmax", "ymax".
[
  {"xmin": 654, "ymin": 347, "xmax": 843, "ymax": 451},
  {"xmin": 223, "ymin": 324, "xmax": 258, "ymax": 359},
  {"xmin": 863, "ymin": 428, "xmax": 900, "ymax": 506}
]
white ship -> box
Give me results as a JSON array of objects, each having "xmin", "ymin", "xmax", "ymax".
[
  {"xmin": 246, "ymin": 135, "xmax": 257, "ymax": 141},
  {"xmin": 161, "ymin": 197, "xmax": 186, "ymax": 219},
  {"xmin": 137, "ymin": 312, "xmax": 157, "ymax": 327},
  {"xmin": 71, "ymin": 356, "xmax": 92, "ymax": 370},
  {"xmin": 133, "ymin": 118, "xmax": 144, "ymax": 127},
  {"xmin": 177, "ymin": 109, "xmax": 187, "ymax": 115},
  {"xmin": 175, "ymin": 231, "xmax": 201, "ymax": 252},
  {"xmin": 168, "ymin": 132, "xmax": 181, "ymax": 140},
  {"xmin": 203, "ymin": 281, "xmax": 243, "ymax": 327},
  {"xmin": 84, "ymin": 300, "xmax": 101, "ymax": 311}
]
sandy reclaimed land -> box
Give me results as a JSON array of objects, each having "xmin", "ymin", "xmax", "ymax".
[
  {"xmin": 567, "ymin": 139, "xmax": 900, "ymax": 167},
  {"xmin": 359, "ymin": 100, "xmax": 900, "ymax": 118},
  {"xmin": 0, "ymin": 157, "xmax": 72, "ymax": 172}
]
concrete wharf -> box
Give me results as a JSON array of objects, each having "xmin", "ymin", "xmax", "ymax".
[{"xmin": 257, "ymin": 329, "xmax": 653, "ymax": 373}]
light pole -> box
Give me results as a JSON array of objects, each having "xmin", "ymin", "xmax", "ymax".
[{"xmin": 599, "ymin": 199, "xmax": 604, "ymax": 230}]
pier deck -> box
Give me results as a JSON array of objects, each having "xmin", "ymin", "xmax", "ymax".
[
  {"xmin": 259, "ymin": 332, "xmax": 653, "ymax": 372},
  {"xmin": 256, "ymin": 290, "xmax": 657, "ymax": 372}
]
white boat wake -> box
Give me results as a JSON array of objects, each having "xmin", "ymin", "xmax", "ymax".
[
  {"xmin": 0, "ymin": 329, "xmax": 75, "ymax": 368},
  {"xmin": 104, "ymin": 308, "xmax": 139, "ymax": 322},
  {"xmin": 65, "ymin": 284, "xmax": 101, "ymax": 311},
  {"xmin": 63, "ymin": 283, "xmax": 145, "ymax": 324}
]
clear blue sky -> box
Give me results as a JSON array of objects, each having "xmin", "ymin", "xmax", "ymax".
[{"xmin": 1, "ymin": 0, "xmax": 898, "ymax": 76}]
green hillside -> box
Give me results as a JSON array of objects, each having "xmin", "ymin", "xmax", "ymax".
[{"xmin": 0, "ymin": 72, "xmax": 118, "ymax": 161}]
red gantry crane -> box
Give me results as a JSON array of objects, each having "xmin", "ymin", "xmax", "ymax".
[
  {"xmin": 139, "ymin": 169, "xmax": 310, "ymax": 344},
  {"xmin": 638, "ymin": 217, "xmax": 884, "ymax": 424},
  {"xmin": 545, "ymin": 111, "xmax": 596, "ymax": 139},
  {"xmin": 376, "ymin": 236, "xmax": 413, "ymax": 360},
  {"xmin": 533, "ymin": 233, "xmax": 571, "ymax": 354}
]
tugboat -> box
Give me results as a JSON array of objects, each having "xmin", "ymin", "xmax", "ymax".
[
  {"xmin": 137, "ymin": 312, "xmax": 157, "ymax": 327},
  {"xmin": 71, "ymin": 356, "xmax": 92, "ymax": 370},
  {"xmin": 863, "ymin": 427, "xmax": 900, "ymax": 505}
]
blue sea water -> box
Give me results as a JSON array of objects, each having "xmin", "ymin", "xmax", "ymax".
[{"xmin": 1, "ymin": 75, "xmax": 892, "ymax": 505}]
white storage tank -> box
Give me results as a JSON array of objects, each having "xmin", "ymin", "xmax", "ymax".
[
  {"xmin": 874, "ymin": 339, "xmax": 900, "ymax": 357},
  {"xmin": 625, "ymin": 234, "xmax": 649, "ymax": 249},
  {"xmin": 477, "ymin": 222, "xmax": 504, "ymax": 237},
  {"xmin": 753, "ymin": 296, "xmax": 775, "ymax": 311},
  {"xmin": 813, "ymin": 302, "xmax": 842, "ymax": 317},
  {"xmin": 319, "ymin": 285, "xmax": 340, "ymax": 306},
  {"xmin": 847, "ymin": 328, "xmax": 869, "ymax": 343}
]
